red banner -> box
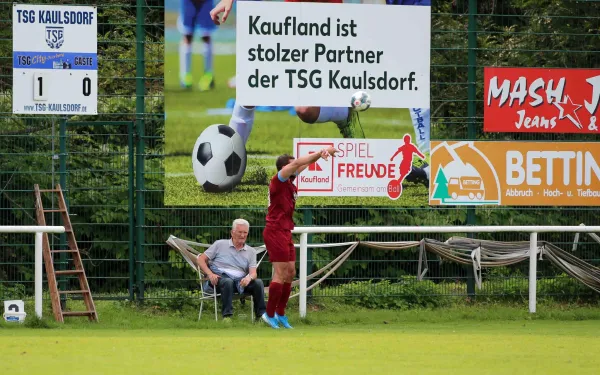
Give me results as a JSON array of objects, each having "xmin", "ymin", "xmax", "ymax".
[{"xmin": 484, "ymin": 67, "xmax": 600, "ymax": 133}]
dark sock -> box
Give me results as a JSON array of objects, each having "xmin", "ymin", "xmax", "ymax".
[
  {"xmin": 276, "ymin": 282, "xmax": 292, "ymax": 316},
  {"xmin": 266, "ymin": 282, "xmax": 283, "ymax": 318}
]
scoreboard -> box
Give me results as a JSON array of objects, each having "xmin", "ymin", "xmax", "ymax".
[{"xmin": 12, "ymin": 4, "xmax": 98, "ymax": 115}]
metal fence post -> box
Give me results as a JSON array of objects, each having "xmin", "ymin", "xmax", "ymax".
[
  {"xmin": 465, "ymin": 0, "xmax": 478, "ymax": 299},
  {"xmin": 59, "ymin": 118, "xmax": 68, "ymax": 307},
  {"xmin": 529, "ymin": 232, "xmax": 538, "ymax": 313},
  {"xmin": 135, "ymin": 0, "xmax": 146, "ymax": 302},
  {"xmin": 303, "ymin": 208, "xmax": 314, "ymax": 298},
  {"xmin": 128, "ymin": 122, "xmax": 135, "ymax": 302}
]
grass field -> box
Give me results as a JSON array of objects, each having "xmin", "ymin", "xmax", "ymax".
[
  {"xmin": 2, "ymin": 301, "xmax": 600, "ymax": 374},
  {"xmin": 164, "ymin": 51, "xmax": 428, "ymax": 207}
]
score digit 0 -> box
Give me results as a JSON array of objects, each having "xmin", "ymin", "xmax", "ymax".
[{"xmin": 32, "ymin": 73, "xmax": 93, "ymax": 100}]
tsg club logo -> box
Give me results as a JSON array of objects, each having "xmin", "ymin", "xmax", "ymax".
[{"xmin": 45, "ymin": 26, "xmax": 64, "ymax": 49}]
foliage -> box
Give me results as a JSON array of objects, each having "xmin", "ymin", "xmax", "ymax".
[
  {"xmin": 321, "ymin": 278, "xmax": 453, "ymax": 309},
  {"xmin": 0, "ymin": 283, "xmax": 26, "ymax": 301},
  {"xmin": 316, "ymin": 274, "xmax": 599, "ymax": 311}
]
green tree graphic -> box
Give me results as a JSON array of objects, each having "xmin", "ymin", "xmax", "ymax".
[{"xmin": 433, "ymin": 168, "xmax": 450, "ymax": 202}]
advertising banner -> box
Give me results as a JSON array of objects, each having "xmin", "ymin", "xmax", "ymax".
[
  {"xmin": 429, "ymin": 141, "xmax": 600, "ymax": 206},
  {"xmin": 484, "ymin": 67, "xmax": 600, "ymax": 133},
  {"xmin": 235, "ymin": 2, "xmax": 430, "ymax": 109},
  {"xmin": 294, "ymin": 136, "xmax": 429, "ymax": 202},
  {"xmin": 164, "ymin": 0, "xmax": 431, "ymax": 206}
]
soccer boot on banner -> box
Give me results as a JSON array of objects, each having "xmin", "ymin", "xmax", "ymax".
[
  {"xmin": 336, "ymin": 110, "xmax": 365, "ymax": 138},
  {"xmin": 198, "ymin": 72, "xmax": 215, "ymax": 91}
]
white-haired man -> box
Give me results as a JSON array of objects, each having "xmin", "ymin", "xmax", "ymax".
[{"xmin": 197, "ymin": 218, "xmax": 267, "ymax": 322}]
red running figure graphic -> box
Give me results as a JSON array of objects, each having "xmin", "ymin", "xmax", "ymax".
[{"xmin": 388, "ymin": 134, "xmax": 425, "ymax": 199}]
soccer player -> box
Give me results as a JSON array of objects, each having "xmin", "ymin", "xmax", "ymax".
[
  {"xmin": 179, "ymin": 0, "xmax": 216, "ymax": 90},
  {"xmin": 210, "ymin": 0, "xmax": 361, "ymax": 142},
  {"xmin": 260, "ymin": 146, "xmax": 338, "ymax": 329}
]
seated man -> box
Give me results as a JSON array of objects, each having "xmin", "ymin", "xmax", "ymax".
[{"xmin": 197, "ymin": 218, "xmax": 268, "ymax": 323}]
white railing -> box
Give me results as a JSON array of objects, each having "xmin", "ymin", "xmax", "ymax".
[
  {"xmin": 292, "ymin": 226, "xmax": 600, "ymax": 318},
  {"xmin": 0, "ymin": 226, "xmax": 66, "ymax": 318}
]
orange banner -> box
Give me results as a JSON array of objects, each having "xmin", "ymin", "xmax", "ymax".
[{"xmin": 429, "ymin": 141, "xmax": 600, "ymax": 206}]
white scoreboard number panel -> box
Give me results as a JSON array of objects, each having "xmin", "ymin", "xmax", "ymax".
[
  {"xmin": 13, "ymin": 69, "xmax": 97, "ymax": 114},
  {"xmin": 12, "ymin": 4, "xmax": 98, "ymax": 115}
]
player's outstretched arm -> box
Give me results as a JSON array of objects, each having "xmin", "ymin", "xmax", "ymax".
[
  {"xmin": 279, "ymin": 147, "xmax": 338, "ymax": 180},
  {"xmin": 210, "ymin": 0, "xmax": 235, "ymax": 25}
]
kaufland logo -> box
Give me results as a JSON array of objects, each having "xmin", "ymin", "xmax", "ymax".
[
  {"xmin": 307, "ymin": 156, "xmax": 323, "ymax": 172},
  {"xmin": 295, "ymin": 142, "xmax": 334, "ymax": 192}
]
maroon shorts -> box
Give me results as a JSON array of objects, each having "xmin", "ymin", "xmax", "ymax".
[{"xmin": 263, "ymin": 227, "xmax": 296, "ymax": 263}]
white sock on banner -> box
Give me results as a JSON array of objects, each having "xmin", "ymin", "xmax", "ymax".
[{"xmin": 229, "ymin": 104, "xmax": 255, "ymax": 145}]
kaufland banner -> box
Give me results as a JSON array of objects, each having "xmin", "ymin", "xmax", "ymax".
[
  {"xmin": 484, "ymin": 67, "xmax": 600, "ymax": 134},
  {"xmin": 293, "ymin": 136, "xmax": 427, "ymax": 201}
]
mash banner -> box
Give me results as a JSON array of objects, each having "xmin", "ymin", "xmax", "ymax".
[
  {"xmin": 484, "ymin": 67, "xmax": 600, "ymax": 133},
  {"xmin": 429, "ymin": 141, "xmax": 600, "ymax": 206},
  {"xmin": 235, "ymin": 2, "xmax": 431, "ymax": 108}
]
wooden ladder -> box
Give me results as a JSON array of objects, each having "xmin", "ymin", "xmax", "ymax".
[{"xmin": 34, "ymin": 184, "xmax": 98, "ymax": 323}]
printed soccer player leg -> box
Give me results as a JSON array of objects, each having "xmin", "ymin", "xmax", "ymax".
[
  {"xmin": 229, "ymin": 103, "xmax": 255, "ymax": 145},
  {"xmin": 178, "ymin": 0, "xmax": 216, "ymax": 90},
  {"xmin": 178, "ymin": 0, "xmax": 197, "ymax": 88},
  {"xmin": 197, "ymin": 0, "xmax": 216, "ymax": 91},
  {"xmin": 295, "ymin": 106, "xmax": 364, "ymax": 139}
]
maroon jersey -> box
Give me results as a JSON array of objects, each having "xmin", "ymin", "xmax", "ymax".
[{"xmin": 265, "ymin": 173, "xmax": 297, "ymax": 231}]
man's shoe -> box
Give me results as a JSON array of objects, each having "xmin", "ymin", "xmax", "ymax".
[
  {"xmin": 261, "ymin": 313, "xmax": 280, "ymax": 329},
  {"xmin": 275, "ymin": 313, "xmax": 293, "ymax": 329},
  {"xmin": 180, "ymin": 73, "xmax": 193, "ymax": 89},
  {"xmin": 336, "ymin": 109, "xmax": 365, "ymax": 139},
  {"xmin": 198, "ymin": 72, "xmax": 215, "ymax": 91}
]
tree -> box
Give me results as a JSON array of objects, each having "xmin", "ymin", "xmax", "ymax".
[{"xmin": 432, "ymin": 168, "xmax": 450, "ymax": 202}]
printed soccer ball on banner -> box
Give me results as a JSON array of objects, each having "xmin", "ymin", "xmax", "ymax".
[
  {"xmin": 192, "ymin": 124, "xmax": 247, "ymax": 193},
  {"xmin": 350, "ymin": 91, "xmax": 372, "ymax": 112}
]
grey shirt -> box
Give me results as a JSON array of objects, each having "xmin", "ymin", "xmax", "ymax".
[{"xmin": 203, "ymin": 239, "xmax": 257, "ymax": 279}]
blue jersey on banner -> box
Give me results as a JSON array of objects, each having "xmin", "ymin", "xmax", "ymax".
[{"xmin": 178, "ymin": 0, "xmax": 216, "ymax": 36}]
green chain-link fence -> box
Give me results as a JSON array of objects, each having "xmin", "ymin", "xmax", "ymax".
[{"xmin": 1, "ymin": 0, "xmax": 599, "ymax": 306}]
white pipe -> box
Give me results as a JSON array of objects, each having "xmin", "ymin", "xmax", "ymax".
[
  {"xmin": 529, "ymin": 232, "xmax": 538, "ymax": 314},
  {"xmin": 299, "ymin": 233, "xmax": 308, "ymax": 319},
  {"xmin": 35, "ymin": 232, "xmax": 43, "ymax": 319},
  {"xmin": 0, "ymin": 226, "xmax": 65, "ymax": 233},
  {"xmin": 292, "ymin": 226, "xmax": 600, "ymax": 234}
]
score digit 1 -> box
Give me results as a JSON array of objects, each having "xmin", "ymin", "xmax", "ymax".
[{"xmin": 33, "ymin": 72, "xmax": 48, "ymax": 101}]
